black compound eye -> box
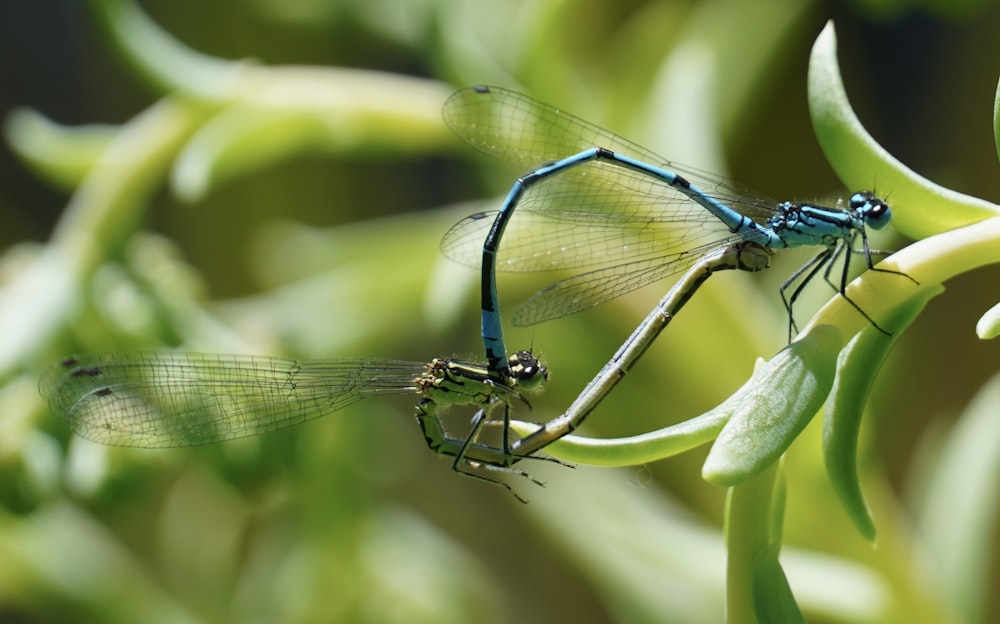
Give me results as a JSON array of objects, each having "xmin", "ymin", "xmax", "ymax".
[
  {"xmin": 507, "ymin": 350, "xmax": 549, "ymax": 386},
  {"xmin": 848, "ymin": 191, "xmax": 892, "ymax": 230}
]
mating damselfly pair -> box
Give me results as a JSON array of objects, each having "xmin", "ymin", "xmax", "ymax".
[{"xmin": 40, "ymin": 85, "xmax": 913, "ymax": 495}]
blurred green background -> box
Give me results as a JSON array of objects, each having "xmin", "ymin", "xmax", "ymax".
[{"xmin": 2, "ymin": 0, "xmax": 999, "ymax": 622}]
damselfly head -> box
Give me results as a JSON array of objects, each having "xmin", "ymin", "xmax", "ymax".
[
  {"xmin": 507, "ymin": 350, "xmax": 549, "ymax": 390},
  {"xmin": 850, "ymin": 191, "xmax": 892, "ymax": 230}
]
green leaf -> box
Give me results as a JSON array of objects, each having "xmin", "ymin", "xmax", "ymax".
[
  {"xmin": 0, "ymin": 98, "xmax": 207, "ymax": 377},
  {"xmin": 915, "ymin": 372, "xmax": 1000, "ymax": 623},
  {"xmin": 3, "ymin": 110, "xmax": 117, "ymax": 190},
  {"xmin": 726, "ymin": 462, "xmax": 806, "ymax": 623},
  {"xmin": 88, "ymin": 0, "xmax": 240, "ymax": 99},
  {"xmin": 508, "ymin": 406, "xmax": 731, "ymax": 467},
  {"xmin": 994, "ymin": 73, "xmax": 1000, "ymax": 163},
  {"xmin": 171, "ymin": 73, "xmax": 451, "ymax": 202},
  {"xmin": 808, "ymin": 21, "xmax": 999, "ymax": 240},
  {"xmin": 702, "ymin": 325, "xmax": 842, "ymax": 486},
  {"xmin": 976, "ymin": 299, "xmax": 1000, "ymax": 339},
  {"xmin": 822, "ymin": 286, "xmax": 943, "ymax": 542},
  {"xmin": 752, "ymin": 545, "xmax": 806, "ymax": 624},
  {"xmin": 803, "ymin": 216, "xmax": 1000, "ymax": 341}
]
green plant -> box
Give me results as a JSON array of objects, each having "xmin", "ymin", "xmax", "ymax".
[
  {"xmin": 512, "ymin": 22, "xmax": 1000, "ymax": 620},
  {"xmin": 3, "ymin": 1, "xmax": 999, "ymax": 622}
]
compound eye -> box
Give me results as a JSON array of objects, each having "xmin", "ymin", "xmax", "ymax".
[
  {"xmin": 867, "ymin": 200, "xmax": 892, "ymax": 230},
  {"xmin": 850, "ymin": 191, "xmax": 892, "ymax": 230}
]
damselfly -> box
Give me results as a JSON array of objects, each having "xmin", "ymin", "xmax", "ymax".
[
  {"xmin": 40, "ymin": 350, "xmax": 548, "ymax": 497},
  {"xmin": 442, "ymin": 85, "xmax": 913, "ymax": 375},
  {"xmin": 442, "ymin": 85, "xmax": 914, "ymax": 456}
]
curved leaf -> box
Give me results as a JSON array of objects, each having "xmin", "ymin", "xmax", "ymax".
[
  {"xmin": 808, "ymin": 22, "xmax": 999, "ymax": 240},
  {"xmin": 977, "ymin": 299, "xmax": 1000, "ymax": 339},
  {"xmin": 703, "ymin": 325, "xmax": 842, "ymax": 486},
  {"xmin": 88, "ymin": 0, "xmax": 240, "ymax": 99},
  {"xmin": 753, "ymin": 544, "xmax": 806, "ymax": 624},
  {"xmin": 508, "ymin": 407, "xmax": 731, "ymax": 467},
  {"xmin": 994, "ymin": 73, "xmax": 1000, "ymax": 163},
  {"xmin": 823, "ymin": 286, "xmax": 942, "ymax": 541}
]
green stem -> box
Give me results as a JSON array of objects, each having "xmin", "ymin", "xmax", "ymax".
[{"xmin": 725, "ymin": 462, "xmax": 779, "ymax": 623}]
